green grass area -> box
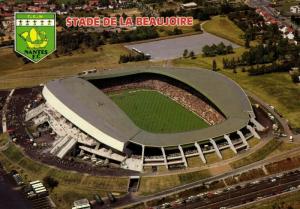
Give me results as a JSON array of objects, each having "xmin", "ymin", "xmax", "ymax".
[
  {"xmin": 0, "ymin": 133, "xmax": 9, "ymax": 147},
  {"xmin": 0, "ymin": 44, "xmax": 133, "ymax": 89},
  {"xmin": 221, "ymin": 72, "xmax": 300, "ymax": 129},
  {"xmin": 221, "ymin": 149, "xmax": 236, "ymax": 160},
  {"xmin": 243, "ymin": 190, "xmax": 300, "ymax": 209},
  {"xmin": 173, "ymin": 47, "xmax": 247, "ymax": 69},
  {"xmin": 267, "ymin": 142, "xmax": 300, "ymax": 157},
  {"xmin": 2, "ymin": 144, "xmax": 24, "ymax": 163},
  {"xmin": 275, "ymin": 0, "xmax": 299, "ymax": 15},
  {"xmin": 110, "ymin": 90, "xmax": 209, "ymax": 133},
  {"xmin": 248, "ymin": 137, "xmax": 261, "ymax": 148},
  {"xmin": 230, "ymin": 139, "xmax": 282, "ymax": 169},
  {"xmin": 202, "ymin": 15, "xmax": 245, "ymax": 46},
  {"xmin": 138, "ymin": 169, "xmax": 211, "ymax": 195},
  {"xmin": 205, "ymin": 152, "xmax": 221, "ymax": 164},
  {"xmin": 187, "ymin": 156, "xmax": 205, "ymax": 168},
  {"xmin": 0, "ymin": 144, "xmax": 129, "ymax": 209}
]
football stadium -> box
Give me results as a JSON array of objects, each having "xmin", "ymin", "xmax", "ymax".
[{"xmin": 25, "ymin": 67, "xmax": 264, "ymax": 172}]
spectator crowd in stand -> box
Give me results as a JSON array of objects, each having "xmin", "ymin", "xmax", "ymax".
[{"xmin": 101, "ymin": 78, "xmax": 225, "ymax": 125}]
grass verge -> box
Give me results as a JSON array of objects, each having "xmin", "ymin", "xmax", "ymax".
[
  {"xmin": 138, "ymin": 169, "xmax": 211, "ymax": 195},
  {"xmin": 0, "ymin": 44, "xmax": 130, "ymax": 89},
  {"xmin": 230, "ymin": 139, "xmax": 282, "ymax": 169}
]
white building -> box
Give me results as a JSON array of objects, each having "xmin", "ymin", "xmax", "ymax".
[
  {"xmin": 181, "ymin": 2, "xmax": 197, "ymax": 9},
  {"xmin": 72, "ymin": 199, "xmax": 91, "ymax": 209},
  {"xmin": 290, "ymin": 5, "xmax": 300, "ymax": 14}
]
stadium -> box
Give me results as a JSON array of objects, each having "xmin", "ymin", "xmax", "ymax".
[{"xmin": 25, "ymin": 67, "xmax": 264, "ymax": 172}]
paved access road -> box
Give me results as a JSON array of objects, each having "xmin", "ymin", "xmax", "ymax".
[
  {"xmin": 173, "ymin": 170, "xmax": 300, "ymax": 209},
  {"xmin": 125, "ymin": 32, "xmax": 238, "ymax": 61}
]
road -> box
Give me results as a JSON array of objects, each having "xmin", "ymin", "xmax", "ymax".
[
  {"xmin": 95, "ymin": 146, "xmax": 300, "ymax": 209},
  {"xmin": 176, "ymin": 170, "xmax": 300, "ymax": 209}
]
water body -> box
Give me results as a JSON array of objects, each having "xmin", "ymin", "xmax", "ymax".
[{"xmin": 125, "ymin": 32, "xmax": 239, "ymax": 61}]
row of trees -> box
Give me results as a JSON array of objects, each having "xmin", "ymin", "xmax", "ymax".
[
  {"xmin": 109, "ymin": 27, "xmax": 159, "ymax": 44},
  {"xmin": 222, "ymin": 38, "xmax": 298, "ymax": 70},
  {"xmin": 291, "ymin": 15, "xmax": 300, "ymax": 26},
  {"xmin": 202, "ymin": 42, "xmax": 234, "ymax": 57},
  {"xmin": 57, "ymin": 32, "xmax": 104, "ymax": 54},
  {"xmin": 166, "ymin": 27, "xmax": 183, "ymax": 36},
  {"xmin": 183, "ymin": 49, "xmax": 196, "ymax": 59},
  {"xmin": 247, "ymin": 62, "xmax": 293, "ymax": 76},
  {"xmin": 119, "ymin": 53, "xmax": 150, "ymax": 63}
]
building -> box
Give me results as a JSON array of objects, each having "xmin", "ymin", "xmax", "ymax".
[
  {"xmin": 33, "ymin": 0, "xmax": 48, "ymax": 5},
  {"xmin": 25, "ymin": 67, "xmax": 263, "ymax": 172},
  {"xmin": 290, "ymin": 5, "xmax": 300, "ymax": 14},
  {"xmin": 181, "ymin": 2, "xmax": 197, "ymax": 9},
  {"xmin": 72, "ymin": 199, "xmax": 91, "ymax": 209}
]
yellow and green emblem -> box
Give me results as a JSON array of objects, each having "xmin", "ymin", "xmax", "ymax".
[{"xmin": 15, "ymin": 12, "xmax": 56, "ymax": 63}]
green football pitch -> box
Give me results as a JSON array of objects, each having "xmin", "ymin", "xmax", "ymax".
[{"xmin": 109, "ymin": 90, "xmax": 209, "ymax": 133}]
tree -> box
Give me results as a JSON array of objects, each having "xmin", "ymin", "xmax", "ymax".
[
  {"xmin": 245, "ymin": 36, "xmax": 250, "ymax": 48},
  {"xmin": 189, "ymin": 51, "xmax": 195, "ymax": 59},
  {"xmin": 193, "ymin": 23, "xmax": 202, "ymax": 32},
  {"xmin": 212, "ymin": 59, "xmax": 217, "ymax": 71},
  {"xmin": 226, "ymin": 45, "xmax": 234, "ymax": 54},
  {"xmin": 43, "ymin": 176, "xmax": 59, "ymax": 190},
  {"xmin": 183, "ymin": 49, "xmax": 188, "ymax": 58}
]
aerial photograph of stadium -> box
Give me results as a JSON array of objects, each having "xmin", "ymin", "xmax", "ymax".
[{"xmin": 1, "ymin": 0, "xmax": 300, "ymax": 209}]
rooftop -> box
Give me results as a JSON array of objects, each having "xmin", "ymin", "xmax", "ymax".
[{"xmin": 45, "ymin": 67, "xmax": 253, "ymax": 147}]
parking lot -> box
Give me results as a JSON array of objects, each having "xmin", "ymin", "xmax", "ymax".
[
  {"xmin": 125, "ymin": 32, "xmax": 238, "ymax": 61},
  {"xmin": 0, "ymin": 165, "xmax": 33, "ymax": 209}
]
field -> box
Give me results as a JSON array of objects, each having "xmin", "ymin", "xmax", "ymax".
[
  {"xmin": 0, "ymin": 142, "xmax": 129, "ymax": 209},
  {"xmin": 110, "ymin": 90, "xmax": 209, "ymax": 133},
  {"xmin": 202, "ymin": 16, "xmax": 245, "ymax": 46},
  {"xmin": 138, "ymin": 169, "xmax": 211, "ymax": 195},
  {"xmin": 173, "ymin": 47, "xmax": 247, "ymax": 69},
  {"xmin": 275, "ymin": 0, "xmax": 299, "ymax": 15},
  {"xmin": 0, "ymin": 133, "xmax": 9, "ymax": 147},
  {"xmin": 0, "ymin": 44, "xmax": 134, "ymax": 89},
  {"xmin": 230, "ymin": 139, "xmax": 282, "ymax": 169}
]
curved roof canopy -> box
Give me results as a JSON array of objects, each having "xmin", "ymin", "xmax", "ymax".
[{"xmin": 45, "ymin": 67, "xmax": 253, "ymax": 148}]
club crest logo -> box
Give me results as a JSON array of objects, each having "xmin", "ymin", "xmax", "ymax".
[{"xmin": 15, "ymin": 12, "xmax": 56, "ymax": 63}]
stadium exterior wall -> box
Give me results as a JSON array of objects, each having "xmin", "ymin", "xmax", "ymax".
[{"xmin": 42, "ymin": 86, "xmax": 126, "ymax": 152}]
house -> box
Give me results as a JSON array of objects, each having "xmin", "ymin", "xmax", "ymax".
[
  {"xmin": 72, "ymin": 199, "xmax": 91, "ymax": 209},
  {"xmin": 290, "ymin": 5, "xmax": 300, "ymax": 14},
  {"xmin": 279, "ymin": 25, "xmax": 288, "ymax": 33},
  {"xmin": 49, "ymin": 4, "xmax": 56, "ymax": 11},
  {"xmin": 284, "ymin": 32, "xmax": 295, "ymax": 40},
  {"xmin": 33, "ymin": 0, "xmax": 48, "ymax": 5},
  {"xmin": 181, "ymin": 2, "xmax": 197, "ymax": 9}
]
